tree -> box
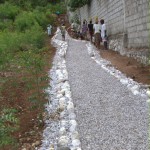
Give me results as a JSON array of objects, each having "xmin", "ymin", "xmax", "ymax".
[{"xmin": 68, "ymin": 0, "xmax": 91, "ymax": 10}]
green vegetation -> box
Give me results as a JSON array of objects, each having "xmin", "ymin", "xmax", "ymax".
[
  {"xmin": 0, "ymin": 0, "xmax": 66, "ymax": 148},
  {"xmin": 68, "ymin": 0, "xmax": 91, "ymax": 11},
  {"xmin": 0, "ymin": 108, "xmax": 19, "ymax": 147}
]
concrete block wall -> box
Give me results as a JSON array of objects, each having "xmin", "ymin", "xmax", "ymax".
[
  {"xmin": 79, "ymin": 0, "xmax": 125, "ymax": 39},
  {"xmin": 125, "ymin": 0, "xmax": 150, "ymax": 48},
  {"xmin": 69, "ymin": 0, "xmax": 150, "ymax": 64}
]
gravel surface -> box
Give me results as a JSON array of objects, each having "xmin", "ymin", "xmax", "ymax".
[{"xmin": 65, "ymin": 34, "xmax": 148, "ymax": 150}]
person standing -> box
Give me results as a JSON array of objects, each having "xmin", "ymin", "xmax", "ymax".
[
  {"xmin": 82, "ymin": 20, "xmax": 88, "ymax": 40},
  {"xmin": 100, "ymin": 19, "xmax": 108, "ymax": 49},
  {"xmin": 88, "ymin": 20, "xmax": 94, "ymax": 42},
  {"xmin": 47, "ymin": 24, "xmax": 52, "ymax": 36},
  {"xmin": 60, "ymin": 23, "xmax": 66, "ymax": 41},
  {"xmin": 93, "ymin": 20, "xmax": 101, "ymax": 48}
]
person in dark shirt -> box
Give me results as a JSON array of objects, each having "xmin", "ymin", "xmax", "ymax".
[
  {"xmin": 88, "ymin": 20, "xmax": 94, "ymax": 42},
  {"xmin": 82, "ymin": 20, "xmax": 88, "ymax": 40}
]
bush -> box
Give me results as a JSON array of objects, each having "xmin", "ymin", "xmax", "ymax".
[
  {"xmin": 0, "ymin": 24, "xmax": 45, "ymax": 72},
  {"xmin": 7, "ymin": 0, "xmax": 47, "ymax": 8},
  {"xmin": 0, "ymin": 2, "xmax": 20, "ymax": 21},
  {"xmin": 14, "ymin": 9, "xmax": 56, "ymax": 31},
  {"xmin": 22, "ymin": 24, "xmax": 45, "ymax": 50},
  {"xmin": 46, "ymin": 2, "xmax": 67, "ymax": 14},
  {"xmin": 32, "ymin": 9, "xmax": 50, "ymax": 29},
  {"xmin": 14, "ymin": 11, "xmax": 37, "ymax": 31},
  {"xmin": 68, "ymin": 0, "xmax": 91, "ymax": 9},
  {"xmin": 0, "ymin": 19, "xmax": 13, "ymax": 30}
]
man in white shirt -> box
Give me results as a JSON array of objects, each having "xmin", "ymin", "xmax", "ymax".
[
  {"xmin": 100, "ymin": 19, "xmax": 108, "ymax": 49},
  {"xmin": 93, "ymin": 20, "xmax": 101, "ymax": 48}
]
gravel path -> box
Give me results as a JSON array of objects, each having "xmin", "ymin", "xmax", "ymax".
[{"xmin": 64, "ymin": 35, "xmax": 148, "ymax": 150}]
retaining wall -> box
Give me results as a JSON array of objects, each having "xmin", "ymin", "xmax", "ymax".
[{"xmin": 68, "ymin": 0, "xmax": 150, "ymax": 64}]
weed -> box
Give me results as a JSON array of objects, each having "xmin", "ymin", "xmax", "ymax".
[{"xmin": 0, "ymin": 108, "xmax": 19, "ymax": 147}]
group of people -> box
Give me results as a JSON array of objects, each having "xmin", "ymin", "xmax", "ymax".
[
  {"xmin": 47, "ymin": 22, "xmax": 66, "ymax": 41},
  {"xmin": 48, "ymin": 18, "xmax": 108, "ymax": 49},
  {"xmin": 84, "ymin": 19, "xmax": 107, "ymax": 49},
  {"xmin": 71, "ymin": 18, "xmax": 108, "ymax": 50}
]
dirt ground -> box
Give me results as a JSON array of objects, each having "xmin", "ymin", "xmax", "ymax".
[
  {"xmin": 0, "ymin": 37, "xmax": 56, "ymax": 150},
  {"xmin": 99, "ymin": 47, "xmax": 150, "ymax": 85}
]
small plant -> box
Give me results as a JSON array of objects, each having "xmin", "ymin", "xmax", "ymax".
[
  {"xmin": 19, "ymin": 49, "xmax": 48, "ymax": 108},
  {"xmin": 0, "ymin": 108, "xmax": 19, "ymax": 147}
]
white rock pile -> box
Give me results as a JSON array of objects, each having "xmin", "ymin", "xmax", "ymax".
[{"xmin": 39, "ymin": 29, "xmax": 81, "ymax": 150}]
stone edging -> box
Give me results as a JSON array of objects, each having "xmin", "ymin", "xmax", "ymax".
[
  {"xmin": 39, "ymin": 28, "xmax": 81, "ymax": 150},
  {"xmin": 86, "ymin": 42, "xmax": 148, "ymax": 99}
]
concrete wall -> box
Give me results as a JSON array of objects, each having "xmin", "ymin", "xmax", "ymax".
[{"xmin": 69, "ymin": 0, "xmax": 150, "ymax": 64}]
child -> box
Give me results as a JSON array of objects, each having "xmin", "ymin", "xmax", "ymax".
[
  {"xmin": 47, "ymin": 24, "xmax": 52, "ymax": 36},
  {"xmin": 60, "ymin": 24, "xmax": 66, "ymax": 41}
]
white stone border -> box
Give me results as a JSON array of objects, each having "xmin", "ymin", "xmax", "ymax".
[
  {"xmin": 86, "ymin": 42, "xmax": 149, "ymax": 99},
  {"xmin": 39, "ymin": 28, "xmax": 81, "ymax": 150}
]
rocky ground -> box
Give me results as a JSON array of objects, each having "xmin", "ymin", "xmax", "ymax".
[{"xmin": 39, "ymin": 29, "xmax": 148, "ymax": 150}]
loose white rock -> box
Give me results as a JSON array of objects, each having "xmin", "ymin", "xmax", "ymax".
[
  {"xmin": 147, "ymin": 99, "xmax": 150, "ymax": 103},
  {"xmin": 70, "ymin": 120, "xmax": 77, "ymax": 127},
  {"xmin": 71, "ymin": 147, "xmax": 81, "ymax": 150},
  {"xmin": 146, "ymin": 90, "xmax": 150, "ymax": 96},
  {"xmin": 131, "ymin": 85, "xmax": 139, "ymax": 91},
  {"xmin": 67, "ymin": 102, "xmax": 74, "ymax": 112},
  {"xmin": 60, "ymin": 120, "xmax": 68, "ymax": 127},
  {"xmin": 59, "ymin": 127, "xmax": 67, "ymax": 136},
  {"xmin": 56, "ymin": 69, "xmax": 62, "ymax": 74},
  {"xmin": 59, "ymin": 103, "xmax": 66, "ymax": 111},
  {"xmin": 72, "ymin": 139, "xmax": 81, "ymax": 147},
  {"xmin": 57, "ymin": 94, "xmax": 63, "ymax": 99},
  {"xmin": 132, "ymin": 90, "xmax": 139, "ymax": 95},
  {"xmin": 58, "ymin": 136, "xmax": 69, "ymax": 146},
  {"xmin": 69, "ymin": 125, "xmax": 77, "ymax": 132},
  {"xmin": 69, "ymin": 113, "xmax": 76, "ymax": 119},
  {"xmin": 71, "ymin": 131, "xmax": 79, "ymax": 140},
  {"xmin": 59, "ymin": 97, "xmax": 66, "ymax": 105},
  {"xmin": 120, "ymin": 79, "xmax": 128, "ymax": 85},
  {"xmin": 60, "ymin": 111, "xmax": 66, "ymax": 119},
  {"xmin": 62, "ymin": 82, "xmax": 70, "ymax": 89},
  {"xmin": 58, "ymin": 89, "xmax": 66, "ymax": 95}
]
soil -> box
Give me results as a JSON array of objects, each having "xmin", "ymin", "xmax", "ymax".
[
  {"xmin": 0, "ymin": 36, "xmax": 56, "ymax": 150},
  {"xmin": 99, "ymin": 47, "xmax": 150, "ymax": 85},
  {"xmin": 0, "ymin": 15, "xmax": 63, "ymax": 150}
]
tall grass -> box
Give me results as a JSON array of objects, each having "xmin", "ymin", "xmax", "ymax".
[{"xmin": 0, "ymin": 0, "xmax": 66, "ymax": 148}]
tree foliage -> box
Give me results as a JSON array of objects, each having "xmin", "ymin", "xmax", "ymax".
[
  {"xmin": 0, "ymin": 2, "xmax": 20, "ymax": 20},
  {"xmin": 68, "ymin": 0, "xmax": 91, "ymax": 10}
]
